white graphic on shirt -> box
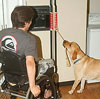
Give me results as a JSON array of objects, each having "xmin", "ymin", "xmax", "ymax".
[{"xmin": 1, "ymin": 35, "xmax": 17, "ymax": 52}]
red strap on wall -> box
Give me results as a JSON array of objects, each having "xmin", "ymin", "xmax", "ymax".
[
  {"xmin": 54, "ymin": 12, "xmax": 58, "ymax": 29},
  {"xmin": 50, "ymin": 12, "xmax": 53, "ymax": 30}
]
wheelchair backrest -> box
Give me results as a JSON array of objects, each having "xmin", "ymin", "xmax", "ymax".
[{"xmin": 0, "ymin": 50, "xmax": 27, "ymax": 75}]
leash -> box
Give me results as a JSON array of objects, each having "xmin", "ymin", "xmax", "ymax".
[
  {"xmin": 55, "ymin": 29, "xmax": 65, "ymax": 41},
  {"xmin": 55, "ymin": 29, "xmax": 71, "ymax": 66}
]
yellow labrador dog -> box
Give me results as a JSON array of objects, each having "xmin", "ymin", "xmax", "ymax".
[{"xmin": 63, "ymin": 40, "xmax": 100, "ymax": 94}]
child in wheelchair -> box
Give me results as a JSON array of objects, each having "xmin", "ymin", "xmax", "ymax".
[{"xmin": 0, "ymin": 6, "xmax": 60, "ymax": 99}]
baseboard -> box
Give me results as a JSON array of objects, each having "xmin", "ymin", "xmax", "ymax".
[
  {"xmin": 58, "ymin": 80, "xmax": 74, "ymax": 86},
  {"xmin": 87, "ymin": 79, "xmax": 100, "ymax": 83}
]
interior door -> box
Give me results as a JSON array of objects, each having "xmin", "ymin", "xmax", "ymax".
[{"xmin": 0, "ymin": 0, "xmax": 4, "ymax": 30}]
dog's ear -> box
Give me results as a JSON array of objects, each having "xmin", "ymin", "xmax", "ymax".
[{"xmin": 72, "ymin": 51, "xmax": 77, "ymax": 60}]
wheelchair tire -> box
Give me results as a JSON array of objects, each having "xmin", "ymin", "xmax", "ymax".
[
  {"xmin": 10, "ymin": 96, "xmax": 16, "ymax": 99},
  {"xmin": 27, "ymin": 75, "xmax": 57, "ymax": 99}
]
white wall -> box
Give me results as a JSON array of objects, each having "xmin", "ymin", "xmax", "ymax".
[
  {"xmin": 89, "ymin": 0, "xmax": 100, "ymax": 13},
  {"xmin": 27, "ymin": 0, "xmax": 87, "ymax": 82},
  {"xmin": 27, "ymin": 0, "xmax": 49, "ymax": 6}
]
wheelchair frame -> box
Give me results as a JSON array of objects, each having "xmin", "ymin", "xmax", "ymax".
[
  {"xmin": 0, "ymin": 50, "xmax": 60, "ymax": 99},
  {"xmin": 0, "ymin": 75, "xmax": 58, "ymax": 99}
]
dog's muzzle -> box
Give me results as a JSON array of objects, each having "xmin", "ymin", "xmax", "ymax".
[{"xmin": 63, "ymin": 40, "xmax": 69, "ymax": 48}]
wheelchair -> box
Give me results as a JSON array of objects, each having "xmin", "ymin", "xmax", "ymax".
[{"xmin": 0, "ymin": 50, "xmax": 60, "ymax": 99}]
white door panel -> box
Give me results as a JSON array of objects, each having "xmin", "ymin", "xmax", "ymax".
[
  {"xmin": 0, "ymin": 0, "xmax": 4, "ymax": 30},
  {"xmin": 3, "ymin": 0, "xmax": 26, "ymax": 28}
]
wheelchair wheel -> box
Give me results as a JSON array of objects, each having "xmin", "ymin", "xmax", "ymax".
[
  {"xmin": 27, "ymin": 75, "xmax": 57, "ymax": 99},
  {"xmin": 0, "ymin": 93, "xmax": 8, "ymax": 99},
  {"xmin": 10, "ymin": 96, "xmax": 16, "ymax": 99}
]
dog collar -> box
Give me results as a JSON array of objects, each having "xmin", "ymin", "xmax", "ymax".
[
  {"xmin": 73, "ymin": 55, "xmax": 86, "ymax": 64},
  {"xmin": 74, "ymin": 58, "xmax": 81, "ymax": 64}
]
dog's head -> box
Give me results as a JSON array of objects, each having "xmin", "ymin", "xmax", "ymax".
[{"xmin": 63, "ymin": 40, "xmax": 81, "ymax": 61}]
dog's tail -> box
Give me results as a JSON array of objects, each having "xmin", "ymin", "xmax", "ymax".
[{"xmin": 65, "ymin": 48, "xmax": 71, "ymax": 67}]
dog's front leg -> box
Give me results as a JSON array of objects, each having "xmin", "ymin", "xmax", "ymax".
[
  {"xmin": 68, "ymin": 80, "xmax": 80, "ymax": 94},
  {"xmin": 77, "ymin": 78, "xmax": 86, "ymax": 93}
]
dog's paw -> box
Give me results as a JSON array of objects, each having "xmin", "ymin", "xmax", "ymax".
[
  {"xmin": 68, "ymin": 90, "xmax": 73, "ymax": 94},
  {"xmin": 77, "ymin": 90, "xmax": 83, "ymax": 94}
]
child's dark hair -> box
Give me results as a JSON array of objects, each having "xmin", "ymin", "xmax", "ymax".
[{"xmin": 11, "ymin": 6, "xmax": 34, "ymax": 28}]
